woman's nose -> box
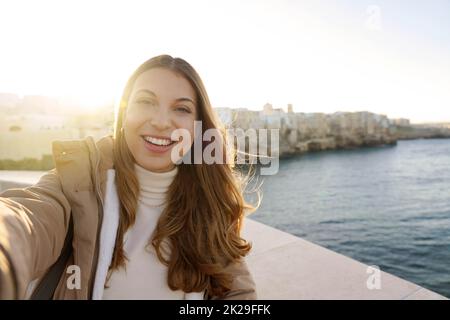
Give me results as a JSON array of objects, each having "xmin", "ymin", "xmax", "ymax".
[{"xmin": 149, "ymin": 107, "xmax": 171, "ymax": 130}]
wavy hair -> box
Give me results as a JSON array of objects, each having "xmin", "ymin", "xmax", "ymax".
[{"xmin": 110, "ymin": 54, "xmax": 260, "ymax": 298}]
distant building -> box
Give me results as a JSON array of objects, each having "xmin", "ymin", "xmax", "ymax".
[
  {"xmin": 0, "ymin": 93, "xmax": 20, "ymax": 109},
  {"xmin": 287, "ymin": 104, "xmax": 293, "ymax": 113},
  {"xmin": 262, "ymin": 103, "xmax": 274, "ymax": 116},
  {"xmin": 4, "ymin": 114, "xmax": 67, "ymax": 131},
  {"xmin": 391, "ymin": 118, "xmax": 410, "ymax": 126},
  {"xmin": 18, "ymin": 95, "xmax": 60, "ymax": 114},
  {"xmin": 0, "ymin": 112, "xmax": 112, "ymax": 161},
  {"xmin": 214, "ymin": 107, "xmax": 233, "ymax": 126},
  {"xmin": 273, "ymin": 107, "xmax": 284, "ymax": 113}
]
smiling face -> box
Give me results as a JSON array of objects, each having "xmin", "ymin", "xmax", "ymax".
[{"xmin": 123, "ymin": 67, "xmax": 198, "ymax": 172}]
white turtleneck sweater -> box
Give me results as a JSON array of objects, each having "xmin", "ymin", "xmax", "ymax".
[{"xmin": 102, "ymin": 163, "xmax": 184, "ymax": 300}]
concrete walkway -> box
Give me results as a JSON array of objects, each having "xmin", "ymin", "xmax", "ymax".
[{"xmin": 242, "ymin": 218, "xmax": 446, "ymax": 299}]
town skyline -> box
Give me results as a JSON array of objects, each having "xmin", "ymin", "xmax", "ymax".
[{"xmin": 0, "ymin": 91, "xmax": 445, "ymax": 125}]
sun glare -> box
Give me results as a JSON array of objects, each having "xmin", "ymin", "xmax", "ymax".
[{"xmin": 0, "ymin": 0, "xmax": 449, "ymax": 122}]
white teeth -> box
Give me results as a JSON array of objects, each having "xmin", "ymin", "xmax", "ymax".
[{"xmin": 144, "ymin": 136, "xmax": 172, "ymax": 146}]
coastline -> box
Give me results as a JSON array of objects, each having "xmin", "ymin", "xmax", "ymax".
[{"xmin": 221, "ymin": 109, "xmax": 450, "ymax": 157}]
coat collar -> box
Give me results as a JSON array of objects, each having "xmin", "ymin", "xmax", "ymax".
[{"xmin": 52, "ymin": 134, "xmax": 114, "ymax": 194}]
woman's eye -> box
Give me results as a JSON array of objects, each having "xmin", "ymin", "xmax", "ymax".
[
  {"xmin": 137, "ymin": 99, "xmax": 155, "ymax": 105},
  {"xmin": 176, "ymin": 106, "xmax": 191, "ymax": 113}
]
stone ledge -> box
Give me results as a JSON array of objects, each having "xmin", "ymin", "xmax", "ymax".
[{"xmin": 242, "ymin": 218, "xmax": 447, "ymax": 300}]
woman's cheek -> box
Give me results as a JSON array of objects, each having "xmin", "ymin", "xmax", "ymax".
[
  {"xmin": 125, "ymin": 113, "xmax": 144, "ymax": 130},
  {"xmin": 174, "ymin": 118, "xmax": 195, "ymax": 142}
]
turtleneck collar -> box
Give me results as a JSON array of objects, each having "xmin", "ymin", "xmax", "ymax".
[{"xmin": 134, "ymin": 163, "xmax": 178, "ymax": 207}]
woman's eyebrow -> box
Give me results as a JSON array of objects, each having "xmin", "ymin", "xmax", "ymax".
[
  {"xmin": 175, "ymin": 97, "xmax": 195, "ymax": 105},
  {"xmin": 134, "ymin": 89, "xmax": 195, "ymax": 105},
  {"xmin": 134, "ymin": 89, "xmax": 157, "ymax": 98}
]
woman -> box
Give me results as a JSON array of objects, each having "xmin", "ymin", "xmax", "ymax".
[{"xmin": 0, "ymin": 54, "xmax": 259, "ymax": 299}]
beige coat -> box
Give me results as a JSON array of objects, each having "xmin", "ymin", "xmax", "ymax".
[{"xmin": 0, "ymin": 135, "xmax": 257, "ymax": 300}]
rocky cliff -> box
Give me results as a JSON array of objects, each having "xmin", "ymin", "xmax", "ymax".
[
  {"xmin": 225, "ymin": 110, "xmax": 398, "ymax": 157},
  {"xmin": 395, "ymin": 123, "xmax": 450, "ymax": 140}
]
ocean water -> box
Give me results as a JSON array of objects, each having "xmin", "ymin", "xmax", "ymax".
[{"xmin": 251, "ymin": 139, "xmax": 450, "ymax": 298}]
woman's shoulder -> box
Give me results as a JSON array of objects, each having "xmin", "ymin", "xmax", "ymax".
[
  {"xmin": 51, "ymin": 134, "xmax": 114, "ymax": 189},
  {"xmin": 94, "ymin": 134, "xmax": 115, "ymax": 170},
  {"xmin": 52, "ymin": 134, "xmax": 113, "ymax": 158}
]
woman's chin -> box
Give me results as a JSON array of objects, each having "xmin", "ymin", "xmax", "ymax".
[{"xmin": 137, "ymin": 157, "xmax": 175, "ymax": 172}]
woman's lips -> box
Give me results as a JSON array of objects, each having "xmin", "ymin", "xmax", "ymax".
[{"xmin": 142, "ymin": 136, "xmax": 176, "ymax": 154}]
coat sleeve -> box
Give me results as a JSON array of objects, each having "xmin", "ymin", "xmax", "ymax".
[
  {"xmin": 0, "ymin": 168, "xmax": 71, "ymax": 299},
  {"xmin": 208, "ymin": 258, "xmax": 258, "ymax": 300}
]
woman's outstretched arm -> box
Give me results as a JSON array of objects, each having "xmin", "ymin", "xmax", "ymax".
[{"xmin": 0, "ymin": 168, "xmax": 71, "ymax": 299}]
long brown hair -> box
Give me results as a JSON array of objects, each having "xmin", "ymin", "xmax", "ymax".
[{"xmin": 110, "ymin": 54, "xmax": 260, "ymax": 298}]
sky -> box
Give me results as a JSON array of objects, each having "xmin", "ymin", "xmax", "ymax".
[{"xmin": 0, "ymin": 0, "xmax": 449, "ymax": 123}]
